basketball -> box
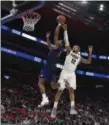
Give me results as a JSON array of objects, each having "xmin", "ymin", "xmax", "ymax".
[{"xmin": 57, "ymin": 15, "xmax": 66, "ymax": 25}]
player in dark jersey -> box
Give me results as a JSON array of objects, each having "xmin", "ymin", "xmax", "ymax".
[{"xmin": 38, "ymin": 24, "xmax": 63, "ymax": 108}]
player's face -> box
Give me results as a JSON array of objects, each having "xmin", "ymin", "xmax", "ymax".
[{"xmin": 72, "ymin": 45, "xmax": 80, "ymax": 53}]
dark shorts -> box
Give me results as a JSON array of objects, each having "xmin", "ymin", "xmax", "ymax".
[{"xmin": 39, "ymin": 67, "xmax": 56, "ymax": 82}]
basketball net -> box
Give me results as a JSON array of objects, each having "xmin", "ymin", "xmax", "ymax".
[{"xmin": 21, "ymin": 12, "xmax": 41, "ymax": 32}]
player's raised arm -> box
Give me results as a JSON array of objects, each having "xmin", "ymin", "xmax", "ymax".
[
  {"xmin": 46, "ymin": 32, "xmax": 53, "ymax": 50},
  {"xmin": 63, "ymin": 24, "xmax": 71, "ymax": 53},
  {"xmin": 54, "ymin": 24, "xmax": 61, "ymax": 48},
  {"xmin": 80, "ymin": 45, "xmax": 93, "ymax": 64}
]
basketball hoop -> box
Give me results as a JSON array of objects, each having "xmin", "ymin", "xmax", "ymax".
[{"xmin": 21, "ymin": 12, "xmax": 41, "ymax": 32}]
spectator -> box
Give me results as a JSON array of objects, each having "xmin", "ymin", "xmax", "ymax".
[{"xmin": 1, "ymin": 83, "xmax": 109, "ymax": 125}]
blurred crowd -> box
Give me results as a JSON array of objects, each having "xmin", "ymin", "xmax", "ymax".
[{"xmin": 1, "ymin": 83, "xmax": 109, "ymax": 125}]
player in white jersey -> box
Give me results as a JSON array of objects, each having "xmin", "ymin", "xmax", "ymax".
[{"xmin": 51, "ymin": 25, "xmax": 93, "ymax": 118}]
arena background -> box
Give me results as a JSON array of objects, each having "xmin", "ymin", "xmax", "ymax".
[{"xmin": 1, "ymin": 1, "xmax": 109, "ymax": 125}]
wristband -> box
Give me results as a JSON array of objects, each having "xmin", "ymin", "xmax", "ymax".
[{"xmin": 58, "ymin": 23, "xmax": 61, "ymax": 26}]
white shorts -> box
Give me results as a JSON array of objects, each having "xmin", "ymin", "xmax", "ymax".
[{"xmin": 58, "ymin": 70, "xmax": 76, "ymax": 90}]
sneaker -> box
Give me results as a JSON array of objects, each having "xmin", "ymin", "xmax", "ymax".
[
  {"xmin": 70, "ymin": 107, "xmax": 77, "ymax": 115},
  {"xmin": 38, "ymin": 97, "xmax": 49, "ymax": 108},
  {"xmin": 51, "ymin": 107, "xmax": 57, "ymax": 118}
]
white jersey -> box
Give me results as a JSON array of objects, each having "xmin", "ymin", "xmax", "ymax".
[{"xmin": 63, "ymin": 51, "xmax": 81, "ymax": 73}]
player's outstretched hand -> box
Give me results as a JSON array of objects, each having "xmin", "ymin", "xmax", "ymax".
[
  {"xmin": 46, "ymin": 32, "xmax": 51, "ymax": 38},
  {"xmin": 62, "ymin": 24, "xmax": 67, "ymax": 31},
  {"xmin": 88, "ymin": 45, "xmax": 93, "ymax": 54}
]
